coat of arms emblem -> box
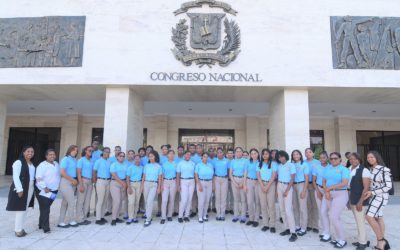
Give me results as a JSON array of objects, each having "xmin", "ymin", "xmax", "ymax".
[{"xmin": 171, "ymin": 0, "xmax": 241, "ymax": 68}]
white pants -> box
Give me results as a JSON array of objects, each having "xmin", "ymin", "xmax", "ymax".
[{"xmin": 15, "ymin": 181, "xmax": 34, "ymax": 232}]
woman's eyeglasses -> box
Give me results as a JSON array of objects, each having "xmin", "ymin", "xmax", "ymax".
[{"xmin": 330, "ymin": 157, "xmax": 339, "ymax": 160}]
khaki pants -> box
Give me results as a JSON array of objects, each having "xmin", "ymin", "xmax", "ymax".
[
  {"xmin": 76, "ymin": 178, "xmax": 93, "ymax": 222},
  {"xmin": 232, "ymin": 177, "xmax": 246, "ymax": 218},
  {"xmin": 179, "ymin": 179, "xmax": 195, "ymax": 218},
  {"xmin": 128, "ymin": 181, "xmax": 141, "ymax": 220},
  {"xmin": 321, "ymin": 190, "xmax": 348, "ymax": 241},
  {"xmin": 106, "ymin": 188, "xmax": 112, "ymax": 213},
  {"xmin": 307, "ymin": 183, "xmax": 319, "ymax": 229},
  {"xmin": 144, "ymin": 181, "xmax": 158, "ymax": 221},
  {"xmin": 95, "ymin": 179, "xmax": 110, "ymax": 221},
  {"xmin": 192, "ymin": 188, "xmax": 198, "ymax": 212},
  {"xmin": 246, "ymin": 179, "xmax": 260, "ymax": 221},
  {"xmin": 293, "ymin": 182, "xmax": 308, "ymax": 230},
  {"xmin": 350, "ymin": 204, "xmax": 368, "ymax": 245},
  {"xmin": 277, "ymin": 182, "xmax": 295, "ymax": 233},
  {"xmin": 314, "ymin": 186, "xmax": 324, "ymax": 232},
  {"xmin": 174, "ymin": 191, "xmax": 180, "ymax": 213},
  {"xmin": 197, "ymin": 180, "xmax": 213, "ymax": 219},
  {"xmin": 15, "ymin": 181, "xmax": 34, "ymax": 232},
  {"xmin": 110, "ymin": 180, "xmax": 125, "ymax": 220},
  {"xmin": 59, "ymin": 177, "xmax": 77, "ymax": 224},
  {"xmin": 161, "ymin": 179, "xmax": 176, "ymax": 219},
  {"xmin": 226, "ymin": 179, "xmax": 234, "ymax": 211},
  {"xmin": 259, "ymin": 181, "xmax": 276, "ymax": 227},
  {"xmin": 214, "ymin": 176, "xmax": 228, "ymax": 217}
]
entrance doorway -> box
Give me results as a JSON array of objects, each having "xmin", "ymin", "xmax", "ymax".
[
  {"xmin": 178, "ymin": 129, "xmax": 234, "ymax": 152},
  {"xmin": 5, "ymin": 127, "xmax": 61, "ymax": 175}
]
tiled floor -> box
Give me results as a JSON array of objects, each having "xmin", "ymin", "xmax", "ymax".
[{"xmin": 0, "ymin": 176, "xmax": 399, "ymax": 250}]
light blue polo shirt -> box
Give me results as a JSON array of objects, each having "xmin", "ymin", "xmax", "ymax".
[
  {"xmin": 257, "ymin": 161, "xmax": 278, "ymax": 182},
  {"xmin": 140, "ymin": 156, "xmax": 149, "ymax": 166},
  {"xmin": 127, "ymin": 164, "xmax": 143, "ymax": 182},
  {"xmin": 109, "ymin": 155, "xmax": 117, "ymax": 164},
  {"xmin": 77, "ymin": 157, "xmax": 94, "ymax": 179},
  {"xmin": 304, "ymin": 159, "xmax": 320, "ymax": 179},
  {"xmin": 246, "ymin": 160, "xmax": 259, "ymax": 179},
  {"xmin": 110, "ymin": 162, "xmax": 127, "ymax": 180},
  {"xmin": 195, "ymin": 162, "xmax": 214, "ymax": 180},
  {"xmin": 213, "ymin": 157, "xmax": 229, "ymax": 177},
  {"xmin": 230, "ymin": 158, "xmax": 249, "ymax": 177},
  {"xmin": 293, "ymin": 161, "xmax": 310, "ymax": 183},
  {"xmin": 60, "ymin": 155, "xmax": 77, "ymax": 178},
  {"xmin": 93, "ymin": 158, "xmax": 111, "ymax": 179},
  {"xmin": 208, "ymin": 157, "xmax": 216, "ymax": 166},
  {"xmin": 162, "ymin": 161, "xmax": 177, "ymax": 179},
  {"xmin": 323, "ymin": 164, "xmax": 350, "ymax": 188},
  {"xmin": 277, "ymin": 162, "xmax": 296, "ymax": 183},
  {"xmin": 177, "ymin": 159, "xmax": 195, "ymax": 179},
  {"xmin": 312, "ymin": 162, "xmax": 329, "ymax": 186},
  {"xmin": 144, "ymin": 163, "xmax": 162, "ymax": 182},
  {"xmin": 174, "ymin": 156, "xmax": 183, "ymax": 164},
  {"xmin": 92, "ymin": 149, "xmax": 102, "ymax": 163},
  {"xmin": 191, "ymin": 154, "xmax": 202, "ymax": 164},
  {"xmin": 160, "ymin": 155, "xmax": 168, "ymax": 165}
]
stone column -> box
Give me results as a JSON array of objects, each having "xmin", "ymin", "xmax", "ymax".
[
  {"xmin": 334, "ymin": 117, "xmax": 357, "ymax": 155},
  {"xmin": 246, "ymin": 116, "xmax": 260, "ymax": 150},
  {"xmin": 0, "ymin": 100, "xmax": 7, "ymax": 175},
  {"xmin": 269, "ymin": 88, "xmax": 310, "ymax": 154},
  {"xmin": 146, "ymin": 114, "xmax": 168, "ymax": 150},
  {"xmin": 103, "ymin": 88, "xmax": 144, "ymax": 152}
]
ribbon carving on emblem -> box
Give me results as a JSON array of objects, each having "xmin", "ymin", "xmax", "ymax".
[{"xmin": 171, "ymin": 0, "xmax": 241, "ymax": 68}]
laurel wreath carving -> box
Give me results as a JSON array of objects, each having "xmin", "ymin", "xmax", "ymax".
[{"xmin": 171, "ymin": 18, "xmax": 241, "ymax": 67}]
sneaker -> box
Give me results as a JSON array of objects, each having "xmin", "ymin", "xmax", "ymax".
[
  {"xmin": 126, "ymin": 219, "xmax": 132, "ymax": 225},
  {"xmin": 115, "ymin": 218, "xmax": 124, "ymax": 223},
  {"xmin": 123, "ymin": 215, "xmax": 129, "ymax": 220},
  {"xmin": 261, "ymin": 226, "xmax": 269, "ymax": 232},
  {"xmin": 111, "ymin": 220, "xmax": 116, "ymax": 226},
  {"xmin": 95, "ymin": 220, "xmax": 105, "ymax": 225},
  {"xmin": 320, "ymin": 235, "xmax": 331, "ymax": 242},
  {"xmin": 132, "ymin": 218, "xmax": 139, "ymax": 223},
  {"xmin": 172, "ymin": 212, "xmax": 178, "ymax": 217},
  {"xmin": 330, "ymin": 240, "xmax": 338, "ymax": 245},
  {"xmin": 270, "ymin": 227, "xmax": 276, "ymax": 233},
  {"xmin": 78, "ymin": 220, "xmax": 91, "ymax": 226},
  {"xmin": 252, "ymin": 222, "xmax": 259, "ymax": 227},
  {"xmin": 334, "ymin": 240, "xmax": 347, "ymax": 249},
  {"xmin": 295, "ymin": 227, "xmax": 301, "ymax": 233},
  {"xmin": 183, "ymin": 217, "xmax": 190, "ymax": 222},
  {"xmin": 178, "ymin": 218, "xmax": 183, "ymax": 223},
  {"xmin": 160, "ymin": 219, "xmax": 165, "ymax": 224},
  {"xmin": 220, "ymin": 217, "xmax": 225, "ymax": 221},
  {"xmin": 144, "ymin": 221, "xmax": 151, "ymax": 227},
  {"xmin": 198, "ymin": 219, "xmax": 203, "ymax": 223},
  {"xmin": 240, "ymin": 218, "xmax": 246, "ymax": 224},
  {"xmin": 232, "ymin": 217, "xmax": 239, "ymax": 223},
  {"xmin": 104, "ymin": 211, "xmax": 112, "ymax": 216},
  {"xmin": 280, "ymin": 229, "xmax": 290, "ymax": 236},
  {"xmin": 216, "ymin": 217, "xmax": 221, "ymax": 221},
  {"xmin": 203, "ymin": 217, "xmax": 208, "ymax": 222},
  {"xmin": 312, "ymin": 228, "xmax": 319, "ymax": 233},
  {"xmin": 246, "ymin": 221, "xmax": 253, "ymax": 226},
  {"xmin": 156, "ymin": 212, "xmax": 161, "ymax": 217},
  {"xmin": 57, "ymin": 223, "xmax": 70, "ymax": 228},
  {"xmin": 69, "ymin": 221, "xmax": 79, "ymax": 227},
  {"xmin": 289, "ymin": 233, "xmax": 298, "ymax": 242},
  {"xmin": 101, "ymin": 218, "xmax": 108, "ymax": 223},
  {"xmin": 297, "ymin": 230, "xmax": 307, "ymax": 236},
  {"xmin": 167, "ymin": 217, "xmax": 172, "ymax": 222}
]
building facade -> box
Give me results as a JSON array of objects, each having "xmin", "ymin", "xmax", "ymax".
[{"xmin": 0, "ymin": 0, "xmax": 400, "ymax": 179}]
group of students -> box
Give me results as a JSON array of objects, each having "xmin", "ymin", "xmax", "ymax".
[{"xmin": 6, "ymin": 141, "xmax": 393, "ymax": 250}]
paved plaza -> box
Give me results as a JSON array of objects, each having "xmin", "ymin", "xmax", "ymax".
[{"xmin": 0, "ymin": 177, "xmax": 399, "ymax": 250}]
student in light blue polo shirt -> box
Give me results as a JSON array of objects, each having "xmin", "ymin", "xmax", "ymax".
[
  {"xmin": 142, "ymin": 151, "xmax": 162, "ymax": 226},
  {"xmin": 160, "ymin": 145, "xmax": 170, "ymax": 165},
  {"xmin": 58, "ymin": 145, "xmax": 79, "ymax": 228},
  {"xmin": 276, "ymin": 150, "xmax": 297, "ymax": 242},
  {"xmin": 229, "ymin": 147, "xmax": 249, "ymax": 223},
  {"xmin": 312, "ymin": 151, "xmax": 329, "ymax": 236},
  {"xmin": 320, "ymin": 152, "xmax": 350, "ymax": 248},
  {"xmin": 160, "ymin": 150, "xmax": 178, "ymax": 224},
  {"xmin": 109, "ymin": 152, "xmax": 127, "ymax": 225},
  {"xmin": 93, "ymin": 147, "xmax": 111, "ymax": 225},
  {"xmin": 109, "ymin": 146, "xmax": 122, "ymax": 164},
  {"xmin": 194, "ymin": 152, "xmax": 214, "ymax": 223},
  {"xmin": 124, "ymin": 150, "xmax": 136, "ymax": 166},
  {"xmin": 291, "ymin": 150, "xmax": 310, "ymax": 235},
  {"xmin": 304, "ymin": 148, "xmax": 321, "ymax": 233},
  {"xmin": 126, "ymin": 154, "xmax": 143, "ymax": 224},
  {"xmin": 176, "ymin": 151, "xmax": 196, "ymax": 222},
  {"xmin": 225, "ymin": 148, "xmax": 235, "ymax": 215},
  {"xmin": 91, "ymin": 140, "xmax": 102, "ymax": 163},
  {"xmin": 244, "ymin": 148, "xmax": 261, "ymax": 227},
  {"xmin": 257, "ymin": 149, "xmax": 278, "ymax": 232},
  {"xmin": 174, "ymin": 145, "xmax": 184, "ymax": 164},
  {"xmin": 212, "ymin": 147, "xmax": 229, "ymax": 220},
  {"xmin": 76, "ymin": 146, "xmax": 94, "ymax": 225}
]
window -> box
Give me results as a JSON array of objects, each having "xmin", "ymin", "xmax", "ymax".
[
  {"xmin": 310, "ymin": 130, "xmax": 325, "ymax": 151},
  {"xmin": 178, "ymin": 129, "xmax": 234, "ymax": 152}
]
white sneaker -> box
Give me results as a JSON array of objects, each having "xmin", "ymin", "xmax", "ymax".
[{"xmin": 69, "ymin": 221, "xmax": 79, "ymax": 227}]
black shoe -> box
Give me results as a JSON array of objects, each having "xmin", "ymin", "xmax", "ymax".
[
  {"xmin": 352, "ymin": 241, "xmax": 370, "ymax": 247},
  {"xmin": 189, "ymin": 212, "xmax": 197, "ymax": 218},
  {"xmin": 86, "ymin": 212, "xmax": 90, "ymax": 218},
  {"xmin": 232, "ymin": 217, "xmax": 239, "ymax": 223},
  {"xmin": 115, "ymin": 218, "xmax": 124, "ymax": 223},
  {"xmin": 95, "ymin": 220, "xmax": 105, "ymax": 225},
  {"xmin": 220, "ymin": 217, "xmax": 225, "ymax": 221},
  {"xmin": 111, "ymin": 220, "xmax": 116, "ymax": 226},
  {"xmin": 306, "ymin": 227, "xmax": 312, "ymax": 231},
  {"xmin": 172, "ymin": 212, "xmax": 178, "ymax": 217},
  {"xmin": 261, "ymin": 226, "xmax": 269, "ymax": 232},
  {"xmin": 330, "ymin": 240, "xmax": 337, "ymax": 245},
  {"xmin": 297, "ymin": 230, "xmax": 307, "ymax": 236},
  {"xmin": 38, "ymin": 225, "xmax": 42, "ymax": 230},
  {"xmin": 334, "ymin": 241, "xmax": 347, "ymax": 249},
  {"xmin": 142, "ymin": 215, "xmax": 147, "ymax": 219},
  {"xmin": 246, "ymin": 221, "xmax": 253, "ymax": 226},
  {"xmin": 178, "ymin": 218, "xmax": 183, "ymax": 223},
  {"xmin": 101, "ymin": 218, "xmax": 108, "ymax": 223},
  {"xmin": 212, "ymin": 208, "xmax": 217, "ymax": 213},
  {"xmin": 295, "ymin": 227, "xmax": 301, "ymax": 233},
  {"xmin": 78, "ymin": 220, "xmax": 91, "ymax": 226},
  {"xmin": 207, "ymin": 208, "xmax": 211, "ymax": 213},
  {"xmin": 43, "ymin": 229, "xmax": 51, "ymax": 234},
  {"xmin": 279, "ymin": 217, "xmax": 283, "ymax": 223},
  {"xmin": 167, "ymin": 217, "xmax": 172, "ymax": 222},
  {"xmin": 156, "ymin": 212, "xmax": 161, "ymax": 217},
  {"xmin": 105, "ymin": 212, "xmax": 112, "ymax": 216},
  {"xmin": 203, "ymin": 217, "xmax": 208, "ymax": 222},
  {"xmin": 183, "ymin": 217, "xmax": 190, "ymax": 222},
  {"xmin": 270, "ymin": 227, "xmax": 276, "ymax": 233},
  {"xmin": 216, "ymin": 217, "xmax": 221, "ymax": 221},
  {"xmin": 252, "ymin": 222, "xmax": 259, "ymax": 227},
  {"xmin": 289, "ymin": 233, "xmax": 298, "ymax": 242},
  {"xmin": 132, "ymin": 219, "xmax": 139, "ymax": 223},
  {"xmin": 225, "ymin": 210, "xmax": 229, "ymax": 214},
  {"xmin": 312, "ymin": 228, "xmax": 319, "ymax": 233},
  {"xmin": 280, "ymin": 229, "xmax": 290, "ymax": 236},
  {"xmin": 160, "ymin": 219, "xmax": 165, "ymax": 224},
  {"xmin": 229, "ymin": 210, "xmax": 234, "ymax": 215},
  {"xmin": 57, "ymin": 223, "xmax": 70, "ymax": 228},
  {"xmin": 144, "ymin": 221, "xmax": 151, "ymax": 227},
  {"xmin": 126, "ymin": 220, "xmax": 132, "ymax": 225}
]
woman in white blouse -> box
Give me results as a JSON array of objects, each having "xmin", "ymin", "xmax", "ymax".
[
  {"xmin": 6, "ymin": 146, "xmax": 36, "ymax": 237},
  {"xmin": 35, "ymin": 149, "xmax": 61, "ymax": 233}
]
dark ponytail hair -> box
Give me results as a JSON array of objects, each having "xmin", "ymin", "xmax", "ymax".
[{"xmin": 259, "ymin": 148, "xmax": 272, "ymax": 169}]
